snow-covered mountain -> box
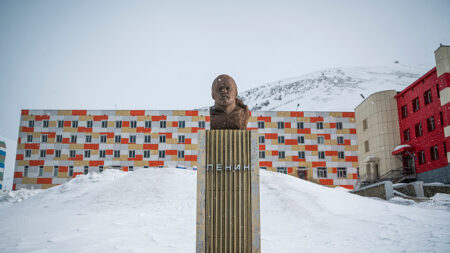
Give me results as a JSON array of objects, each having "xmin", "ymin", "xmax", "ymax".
[
  {"xmin": 240, "ymin": 64, "xmax": 429, "ymax": 111},
  {"xmin": 1, "ymin": 168, "xmax": 449, "ymax": 252}
]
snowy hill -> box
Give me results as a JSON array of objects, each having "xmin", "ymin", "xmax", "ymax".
[
  {"xmin": 240, "ymin": 64, "xmax": 428, "ymax": 111},
  {"xmin": 1, "ymin": 168, "xmax": 449, "ymax": 253}
]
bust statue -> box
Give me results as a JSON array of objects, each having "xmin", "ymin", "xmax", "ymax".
[{"xmin": 210, "ymin": 74, "xmax": 250, "ymax": 129}]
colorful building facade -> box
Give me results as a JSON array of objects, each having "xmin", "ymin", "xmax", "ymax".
[
  {"xmin": 0, "ymin": 139, "xmax": 5, "ymax": 190},
  {"xmin": 393, "ymin": 45, "xmax": 450, "ymax": 183},
  {"xmin": 13, "ymin": 109, "xmax": 358, "ymax": 190}
]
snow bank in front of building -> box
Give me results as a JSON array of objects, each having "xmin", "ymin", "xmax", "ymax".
[
  {"xmin": 0, "ymin": 168, "xmax": 449, "ymax": 253},
  {"xmin": 0, "ymin": 188, "xmax": 42, "ymax": 204}
]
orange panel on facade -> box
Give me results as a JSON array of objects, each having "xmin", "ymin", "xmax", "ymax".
[
  {"xmin": 318, "ymin": 134, "xmax": 331, "ymax": 140},
  {"xmin": 35, "ymin": 115, "xmax": 50, "ymax": 121},
  {"xmin": 297, "ymin": 128, "xmax": 311, "ymax": 134},
  {"xmin": 345, "ymin": 156, "xmax": 358, "ymax": 162},
  {"xmin": 37, "ymin": 178, "xmax": 53, "ymax": 184},
  {"xmin": 152, "ymin": 115, "xmax": 167, "ymax": 121},
  {"xmin": 312, "ymin": 161, "xmax": 326, "ymax": 167},
  {"xmin": 205, "ymin": 116, "xmax": 210, "ymax": 122},
  {"xmin": 137, "ymin": 127, "xmax": 151, "ymax": 133},
  {"xmin": 62, "ymin": 138, "xmax": 70, "ymax": 144},
  {"xmin": 64, "ymin": 121, "xmax": 71, "ymax": 127},
  {"xmin": 160, "ymin": 132, "xmax": 172, "ymax": 138},
  {"xmin": 319, "ymin": 179, "xmax": 334, "ymax": 185},
  {"xmin": 14, "ymin": 172, "xmax": 23, "ymax": 178},
  {"xmin": 143, "ymin": 144, "xmax": 158, "ymax": 150},
  {"xmin": 30, "ymin": 160, "xmax": 45, "ymax": 166},
  {"xmin": 185, "ymin": 110, "xmax": 198, "ymax": 116},
  {"xmin": 93, "ymin": 115, "xmax": 108, "ymax": 121},
  {"xmin": 41, "ymin": 132, "xmax": 56, "ymax": 138},
  {"xmin": 332, "ymin": 167, "xmax": 337, "ymax": 173},
  {"xmin": 257, "ymin": 116, "xmax": 271, "ymax": 122},
  {"xmin": 78, "ymin": 127, "xmax": 93, "ymax": 133},
  {"xmin": 106, "ymin": 150, "xmax": 113, "ymax": 155},
  {"xmin": 121, "ymin": 138, "xmax": 129, "ymax": 144},
  {"xmin": 185, "ymin": 155, "xmax": 197, "ymax": 161},
  {"xmin": 47, "ymin": 149, "xmax": 54, "ymax": 155},
  {"xmin": 285, "ymin": 139, "xmax": 298, "ymax": 145},
  {"xmin": 352, "ymin": 173, "xmax": 358, "ymax": 179},
  {"xmin": 342, "ymin": 112, "xmax": 355, "ymax": 118},
  {"xmin": 24, "ymin": 143, "xmax": 40, "ymax": 149},
  {"xmin": 305, "ymin": 145, "xmax": 318, "ymax": 151},
  {"xmin": 349, "ymin": 128, "xmax": 357, "ymax": 134},
  {"xmin": 272, "ymin": 150, "xmax": 278, "ymax": 156},
  {"xmin": 84, "ymin": 144, "xmax": 99, "ymax": 150},
  {"xmin": 149, "ymin": 161, "xmax": 164, "ymax": 167},
  {"xmin": 185, "ymin": 138, "xmax": 192, "ymax": 144},
  {"xmin": 285, "ymin": 122, "xmax": 291, "ymax": 128},
  {"xmin": 340, "ymin": 185, "xmax": 354, "ymax": 190},
  {"xmin": 265, "ymin": 133, "xmax": 278, "ymax": 139},
  {"xmin": 16, "ymin": 154, "xmax": 24, "ymax": 160},
  {"xmin": 310, "ymin": 117, "xmax": 323, "ymax": 123},
  {"xmin": 259, "ymin": 161, "xmax": 272, "ymax": 167},
  {"xmin": 191, "ymin": 127, "xmax": 199, "ymax": 133},
  {"xmin": 123, "ymin": 121, "xmax": 130, "ymax": 127},
  {"xmin": 259, "ymin": 145, "xmax": 265, "ymax": 150},
  {"xmin": 325, "ymin": 151, "xmax": 338, "ymax": 156},
  {"xmin": 166, "ymin": 150, "xmax": 177, "ymax": 155},
  {"xmin": 21, "ymin": 127, "xmax": 34, "ymax": 132},
  {"xmin": 329, "ymin": 123, "xmax": 336, "ymax": 128},
  {"xmin": 59, "ymin": 166, "xmax": 68, "ymax": 172},
  {"xmin": 72, "ymin": 110, "xmax": 87, "ymax": 116},
  {"xmin": 73, "ymin": 172, "xmax": 83, "ymax": 178},
  {"xmin": 290, "ymin": 111, "xmax": 304, "ymax": 117},
  {"xmin": 130, "ymin": 110, "xmax": 145, "ymax": 116},
  {"xmin": 89, "ymin": 160, "xmax": 104, "ymax": 166},
  {"xmin": 21, "ymin": 110, "xmax": 29, "ymax": 115},
  {"xmin": 288, "ymin": 167, "xmax": 293, "ymax": 174}
]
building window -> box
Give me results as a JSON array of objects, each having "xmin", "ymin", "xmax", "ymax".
[
  {"xmin": 144, "ymin": 150, "xmax": 150, "ymax": 158},
  {"xmin": 430, "ymin": 146, "xmax": 439, "ymax": 161},
  {"xmin": 159, "ymin": 135, "xmax": 166, "ymax": 143},
  {"xmin": 444, "ymin": 142, "xmax": 447, "ymax": 157},
  {"xmin": 298, "ymin": 136, "xmax": 305, "ymax": 144},
  {"xmin": 87, "ymin": 120, "xmax": 93, "ymax": 128},
  {"xmin": 259, "ymin": 151, "xmax": 265, "ymax": 159},
  {"xmin": 145, "ymin": 121, "xmax": 152, "ymax": 128},
  {"xmin": 258, "ymin": 121, "xmax": 265, "ymax": 129},
  {"xmin": 129, "ymin": 166, "xmax": 134, "ymax": 171},
  {"xmin": 114, "ymin": 150, "xmax": 120, "ymax": 158},
  {"xmin": 363, "ymin": 118, "xmax": 368, "ymax": 131},
  {"xmin": 159, "ymin": 150, "xmax": 166, "ymax": 158},
  {"xmin": 178, "ymin": 135, "xmax": 185, "ymax": 143},
  {"xmin": 144, "ymin": 135, "xmax": 151, "ymax": 143},
  {"xmin": 84, "ymin": 150, "xmax": 90, "ymax": 158},
  {"xmin": 401, "ymin": 105, "xmax": 408, "ymax": 119},
  {"xmin": 70, "ymin": 150, "xmax": 76, "ymax": 158},
  {"xmin": 277, "ymin": 122, "xmax": 285, "ymax": 129},
  {"xmin": 84, "ymin": 166, "xmax": 88, "ymax": 175},
  {"xmin": 337, "ymin": 168, "xmax": 347, "ymax": 178},
  {"xmin": 68, "ymin": 166, "xmax": 74, "ymax": 177},
  {"xmin": 130, "ymin": 121, "xmax": 137, "ymax": 128},
  {"xmin": 24, "ymin": 166, "xmax": 29, "ymax": 177},
  {"xmin": 317, "ymin": 167, "xmax": 327, "ymax": 178},
  {"xmin": 27, "ymin": 134, "xmax": 33, "ymax": 142},
  {"xmin": 43, "ymin": 120, "xmax": 49, "ymax": 128},
  {"xmin": 99, "ymin": 166, "xmax": 104, "ymax": 173},
  {"xmin": 53, "ymin": 166, "xmax": 58, "ymax": 177},
  {"xmin": 129, "ymin": 150, "xmax": 136, "ymax": 158},
  {"xmin": 58, "ymin": 120, "xmax": 64, "ymax": 128},
  {"xmin": 337, "ymin": 136, "xmax": 344, "ymax": 144},
  {"xmin": 403, "ymin": 129, "xmax": 410, "ymax": 142},
  {"xmin": 278, "ymin": 151, "xmax": 285, "ymax": 159},
  {"xmin": 427, "ymin": 116, "xmax": 436, "ymax": 132},
  {"xmin": 364, "ymin": 140, "xmax": 369, "ymax": 153},
  {"xmin": 160, "ymin": 121, "xmax": 166, "ymax": 128},
  {"xmin": 39, "ymin": 166, "xmax": 44, "ymax": 177},
  {"xmin": 41, "ymin": 134, "xmax": 48, "ymax": 143},
  {"xmin": 338, "ymin": 151, "xmax": 345, "ymax": 159},
  {"xmin": 424, "ymin": 89, "xmax": 432, "ymax": 105},
  {"xmin": 101, "ymin": 120, "xmax": 108, "ymax": 128},
  {"xmin": 199, "ymin": 121, "xmax": 205, "ymax": 129},
  {"xmin": 316, "ymin": 122, "xmax": 323, "ymax": 129},
  {"xmin": 318, "ymin": 151, "xmax": 325, "ymax": 159},
  {"xmin": 298, "ymin": 151, "xmax": 305, "ymax": 159},
  {"xmin": 297, "ymin": 122, "xmax": 304, "ymax": 129},
  {"xmin": 70, "ymin": 135, "xmax": 77, "ymax": 143},
  {"xmin": 412, "ymin": 97, "xmax": 420, "ymax": 112},
  {"xmin": 55, "ymin": 150, "xmax": 61, "ymax": 158},
  {"xmin": 277, "ymin": 167, "xmax": 287, "ymax": 174},
  {"xmin": 85, "ymin": 135, "xmax": 92, "ymax": 143},
  {"xmin": 25, "ymin": 149, "xmax": 31, "ymax": 158},
  {"xmin": 336, "ymin": 122, "xmax": 343, "ymax": 130},
  {"xmin": 317, "ymin": 136, "xmax": 324, "ymax": 144},
  {"xmin": 259, "ymin": 136, "xmax": 265, "ymax": 144},
  {"xmin": 99, "ymin": 150, "xmax": 106, "ymax": 158},
  {"xmin": 418, "ymin": 150, "xmax": 426, "ymax": 164},
  {"xmin": 40, "ymin": 149, "xmax": 46, "ymax": 158},
  {"xmin": 56, "ymin": 135, "xmax": 62, "ymax": 143},
  {"xmin": 130, "ymin": 135, "xmax": 136, "ymax": 143},
  {"xmin": 100, "ymin": 135, "xmax": 107, "ymax": 143},
  {"xmin": 278, "ymin": 136, "xmax": 285, "ymax": 144},
  {"xmin": 116, "ymin": 121, "xmax": 122, "ymax": 128},
  {"xmin": 440, "ymin": 112, "xmax": 444, "ymax": 126},
  {"xmin": 72, "ymin": 120, "xmax": 78, "ymax": 128},
  {"xmin": 28, "ymin": 120, "xmax": 34, "ymax": 127},
  {"xmin": 178, "ymin": 121, "xmax": 185, "ymax": 128},
  {"xmin": 415, "ymin": 123, "xmax": 423, "ymax": 137},
  {"xmin": 178, "ymin": 150, "xmax": 185, "ymax": 158},
  {"xmin": 115, "ymin": 135, "xmax": 121, "ymax": 143}
]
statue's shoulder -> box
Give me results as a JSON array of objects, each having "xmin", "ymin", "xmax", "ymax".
[{"xmin": 210, "ymin": 106, "xmax": 220, "ymax": 115}]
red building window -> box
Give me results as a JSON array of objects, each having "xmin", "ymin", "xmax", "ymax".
[
  {"xmin": 401, "ymin": 105, "xmax": 408, "ymax": 118},
  {"xmin": 427, "ymin": 116, "xmax": 436, "ymax": 132},
  {"xmin": 430, "ymin": 146, "xmax": 439, "ymax": 161},
  {"xmin": 412, "ymin": 97, "xmax": 420, "ymax": 112},
  {"xmin": 424, "ymin": 89, "xmax": 432, "ymax": 105},
  {"xmin": 444, "ymin": 142, "xmax": 447, "ymax": 157},
  {"xmin": 403, "ymin": 129, "xmax": 410, "ymax": 142},
  {"xmin": 436, "ymin": 84, "xmax": 440, "ymax": 98},
  {"xmin": 440, "ymin": 112, "xmax": 444, "ymax": 126},
  {"xmin": 415, "ymin": 123, "xmax": 423, "ymax": 137},
  {"xmin": 418, "ymin": 150, "xmax": 426, "ymax": 164}
]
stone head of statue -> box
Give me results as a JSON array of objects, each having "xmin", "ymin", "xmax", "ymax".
[{"xmin": 211, "ymin": 74, "xmax": 238, "ymax": 108}]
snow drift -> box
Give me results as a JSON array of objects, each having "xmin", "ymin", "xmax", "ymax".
[{"xmin": 0, "ymin": 168, "xmax": 449, "ymax": 253}]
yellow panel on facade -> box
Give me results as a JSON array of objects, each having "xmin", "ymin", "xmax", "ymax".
[
  {"xmin": 58, "ymin": 110, "xmax": 72, "ymax": 115},
  {"xmin": 91, "ymin": 150, "xmax": 99, "ymax": 155},
  {"xmin": 133, "ymin": 161, "xmax": 146, "ymax": 167},
  {"xmin": 330, "ymin": 140, "xmax": 337, "ymax": 145},
  {"xmin": 78, "ymin": 116, "xmax": 91, "ymax": 121},
  {"xmin": 352, "ymin": 162, "xmax": 359, "ymax": 167},
  {"xmin": 306, "ymin": 161, "xmax": 312, "ymax": 168},
  {"xmin": 49, "ymin": 121, "xmax": 57, "ymax": 127},
  {"xmin": 128, "ymin": 144, "xmax": 143, "ymax": 150},
  {"xmin": 266, "ymin": 122, "xmax": 277, "ymax": 128},
  {"xmin": 63, "ymin": 127, "xmax": 77, "ymax": 133},
  {"xmin": 311, "ymin": 151, "xmax": 318, "ymax": 156},
  {"xmin": 116, "ymin": 110, "xmax": 130, "ymax": 116},
  {"xmin": 107, "ymin": 121, "xmax": 115, "ymax": 127},
  {"xmin": 305, "ymin": 134, "xmax": 313, "ymax": 139},
  {"xmin": 151, "ymin": 133, "xmax": 159, "ymax": 138},
  {"xmin": 42, "ymin": 184, "xmax": 58, "ymax": 189},
  {"xmin": 248, "ymin": 116, "xmax": 257, "ymax": 122},
  {"xmin": 285, "ymin": 128, "xmax": 297, "ymax": 134},
  {"xmin": 167, "ymin": 121, "xmax": 173, "ymax": 128},
  {"xmin": 17, "ymin": 144, "xmax": 25, "ymax": 150},
  {"xmin": 349, "ymin": 117, "xmax": 355, "ymax": 123},
  {"xmin": 44, "ymin": 166, "xmax": 53, "ymax": 172},
  {"xmin": 298, "ymin": 161, "xmax": 307, "ymax": 167},
  {"xmin": 22, "ymin": 178, "xmax": 37, "ymax": 184},
  {"xmin": 345, "ymin": 145, "xmax": 358, "ymax": 151},
  {"xmin": 137, "ymin": 115, "xmax": 151, "ymax": 121},
  {"xmin": 58, "ymin": 173, "xmax": 69, "ymax": 178},
  {"xmin": 92, "ymin": 133, "xmax": 100, "ymax": 138},
  {"xmin": 122, "ymin": 127, "xmax": 136, "ymax": 133},
  {"xmin": 106, "ymin": 139, "xmax": 114, "ymax": 144},
  {"xmin": 329, "ymin": 112, "xmax": 342, "ymax": 118},
  {"xmin": 17, "ymin": 160, "xmax": 28, "ymax": 166},
  {"xmin": 74, "ymin": 161, "xmax": 88, "ymax": 166},
  {"xmin": 325, "ymin": 140, "xmax": 332, "ymax": 145},
  {"xmin": 291, "ymin": 145, "xmax": 305, "ymax": 151},
  {"xmin": 151, "ymin": 150, "xmax": 158, "ymax": 155},
  {"xmin": 69, "ymin": 144, "xmax": 84, "ymax": 149},
  {"xmin": 277, "ymin": 111, "xmax": 290, "ymax": 117},
  {"xmin": 172, "ymin": 110, "xmax": 185, "ymax": 116},
  {"xmin": 33, "ymin": 132, "xmax": 41, "ymax": 137},
  {"xmin": 22, "ymin": 115, "xmax": 34, "ymax": 120},
  {"xmin": 166, "ymin": 138, "xmax": 177, "ymax": 144},
  {"xmin": 31, "ymin": 149, "xmax": 39, "ymax": 155}
]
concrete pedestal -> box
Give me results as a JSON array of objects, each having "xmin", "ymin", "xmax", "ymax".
[{"xmin": 196, "ymin": 130, "xmax": 260, "ymax": 253}]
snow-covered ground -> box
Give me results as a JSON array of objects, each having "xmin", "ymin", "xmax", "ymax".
[{"xmin": 1, "ymin": 168, "xmax": 449, "ymax": 253}]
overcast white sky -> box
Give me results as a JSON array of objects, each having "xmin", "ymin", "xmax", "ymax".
[{"xmin": 0, "ymin": 0, "xmax": 449, "ymax": 141}]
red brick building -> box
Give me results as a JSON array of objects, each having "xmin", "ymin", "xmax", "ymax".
[{"xmin": 393, "ymin": 45, "xmax": 450, "ymax": 183}]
